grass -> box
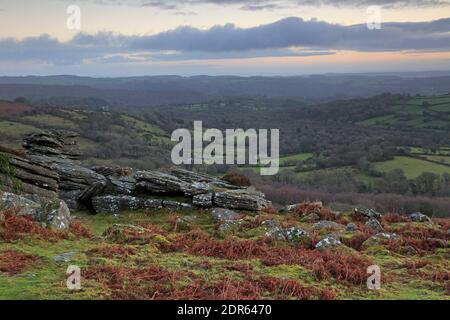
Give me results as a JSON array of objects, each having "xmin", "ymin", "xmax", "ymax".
[
  {"xmin": 22, "ymin": 114, "xmax": 77, "ymax": 129},
  {"xmin": 374, "ymin": 156, "xmax": 450, "ymax": 179},
  {"xmin": 357, "ymin": 95, "xmax": 450, "ymax": 130},
  {"xmin": 0, "ymin": 204, "xmax": 448, "ymax": 300},
  {"xmin": 0, "ymin": 121, "xmax": 41, "ymax": 137}
]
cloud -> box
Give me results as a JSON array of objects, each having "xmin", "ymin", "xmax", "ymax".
[
  {"xmin": 58, "ymin": 0, "xmax": 450, "ymax": 11},
  {"xmin": 1, "ymin": 17, "xmax": 450, "ymax": 65}
]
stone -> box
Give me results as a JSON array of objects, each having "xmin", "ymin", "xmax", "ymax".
[
  {"xmin": 217, "ymin": 220, "xmax": 242, "ymax": 234},
  {"xmin": 29, "ymin": 156, "xmax": 108, "ymax": 210},
  {"xmin": 192, "ymin": 193, "xmax": 213, "ymax": 207},
  {"xmin": 214, "ymin": 189, "xmax": 271, "ymax": 211},
  {"xmin": 23, "ymin": 130, "xmax": 81, "ymax": 160},
  {"xmin": 0, "ymin": 150, "xmax": 59, "ymax": 198},
  {"xmin": 315, "ymin": 236, "xmax": 342, "ymax": 250},
  {"xmin": 364, "ymin": 232, "xmax": 400, "ymax": 247},
  {"xmin": 162, "ymin": 200, "xmax": 192, "ymax": 210},
  {"xmin": 53, "ymin": 252, "xmax": 76, "ymax": 263},
  {"xmin": 409, "ymin": 212, "xmax": 432, "ymax": 223},
  {"xmin": 365, "ymin": 218, "xmax": 384, "ymax": 232},
  {"xmin": 169, "ymin": 168, "xmax": 241, "ymax": 190},
  {"xmin": 354, "ymin": 206, "xmax": 382, "ymax": 219},
  {"xmin": 135, "ymin": 170, "xmax": 190, "ymax": 195},
  {"xmin": 40, "ymin": 199, "xmax": 72, "ymax": 230},
  {"xmin": 300, "ymin": 212, "xmax": 320, "ymax": 222},
  {"xmin": 211, "ymin": 208, "xmax": 240, "ymax": 222},
  {"xmin": 92, "ymin": 195, "xmax": 163, "ymax": 214},
  {"xmin": 0, "ymin": 192, "xmax": 71, "ymax": 230},
  {"xmin": 175, "ymin": 216, "xmax": 197, "ymax": 231},
  {"xmin": 91, "ymin": 166, "xmax": 136, "ymax": 195},
  {"xmin": 345, "ymin": 223, "xmax": 358, "ymax": 232},
  {"xmin": 267, "ymin": 226, "xmax": 310, "ymax": 243},
  {"xmin": 261, "ymin": 219, "xmax": 280, "ymax": 229},
  {"xmin": 313, "ymin": 220, "xmax": 345, "ymax": 231}
]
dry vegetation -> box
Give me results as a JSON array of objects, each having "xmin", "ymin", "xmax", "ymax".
[{"xmin": 0, "ymin": 203, "xmax": 448, "ymax": 300}]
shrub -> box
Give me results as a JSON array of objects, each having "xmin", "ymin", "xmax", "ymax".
[
  {"xmin": 222, "ymin": 172, "xmax": 251, "ymax": 187},
  {"xmin": 0, "ymin": 250, "xmax": 38, "ymax": 275}
]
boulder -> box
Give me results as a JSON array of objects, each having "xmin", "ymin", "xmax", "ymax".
[
  {"xmin": 365, "ymin": 218, "xmax": 384, "ymax": 232},
  {"xmin": 23, "ymin": 130, "xmax": 81, "ymax": 160},
  {"xmin": 0, "ymin": 150, "xmax": 59, "ymax": 199},
  {"xmin": 409, "ymin": 212, "xmax": 432, "ymax": 223},
  {"xmin": 30, "ymin": 156, "xmax": 107, "ymax": 210},
  {"xmin": 313, "ymin": 220, "xmax": 345, "ymax": 231},
  {"xmin": 354, "ymin": 206, "xmax": 382, "ymax": 219},
  {"xmin": 0, "ymin": 192, "xmax": 71, "ymax": 230},
  {"xmin": 213, "ymin": 189, "xmax": 271, "ymax": 211}
]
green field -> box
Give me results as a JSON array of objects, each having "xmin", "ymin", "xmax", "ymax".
[
  {"xmin": 423, "ymin": 155, "xmax": 450, "ymax": 165},
  {"xmin": 0, "ymin": 121, "xmax": 41, "ymax": 137},
  {"xmin": 23, "ymin": 115, "xmax": 77, "ymax": 129},
  {"xmin": 374, "ymin": 156, "xmax": 450, "ymax": 179},
  {"xmin": 357, "ymin": 95, "xmax": 450, "ymax": 129}
]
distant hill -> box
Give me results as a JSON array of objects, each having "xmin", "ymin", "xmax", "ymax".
[
  {"xmin": 0, "ymin": 100, "xmax": 32, "ymax": 117},
  {"xmin": 0, "ymin": 73, "xmax": 450, "ymax": 109}
]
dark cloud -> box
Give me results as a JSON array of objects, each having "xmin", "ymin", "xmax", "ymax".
[{"xmin": 1, "ymin": 17, "xmax": 450, "ymax": 65}]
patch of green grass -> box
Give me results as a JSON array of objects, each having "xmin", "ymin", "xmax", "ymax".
[
  {"xmin": 374, "ymin": 156, "xmax": 450, "ymax": 179},
  {"xmin": 22, "ymin": 115, "xmax": 77, "ymax": 129},
  {"xmin": 0, "ymin": 121, "xmax": 41, "ymax": 137}
]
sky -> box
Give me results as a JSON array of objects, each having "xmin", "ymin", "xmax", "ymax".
[{"xmin": 0, "ymin": 0, "xmax": 450, "ymax": 76}]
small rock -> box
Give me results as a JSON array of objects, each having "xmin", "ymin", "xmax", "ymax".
[
  {"xmin": 192, "ymin": 193, "xmax": 213, "ymax": 207},
  {"xmin": 345, "ymin": 223, "xmax": 358, "ymax": 232},
  {"xmin": 300, "ymin": 212, "xmax": 320, "ymax": 222},
  {"xmin": 354, "ymin": 206, "xmax": 381, "ymax": 219},
  {"xmin": 315, "ymin": 236, "xmax": 342, "ymax": 250},
  {"xmin": 267, "ymin": 226, "xmax": 310, "ymax": 243},
  {"xmin": 175, "ymin": 216, "xmax": 197, "ymax": 231},
  {"xmin": 313, "ymin": 220, "xmax": 345, "ymax": 231},
  {"xmin": 365, "ymin": 218, "xmax": 384, "ymax": 232},
  {"xmin": 162, "ymin": 200, "xmax": 192, "ymax": 210},
  {"xmin": 53, "ymin": 252, "xmax": 75, "ymax": 263},
  {"xmin": 211, "ymin": 208, "xmax": 240, "ymax": 222},
  {"xmin": 218, "ymin": 220, "xmax": 242, "ymax": 234},
  {"xmin": 261, "ymin": 219, "xmax": 280, "ymax": 229},
  {"xmin": 365, "ymin": 232, "xmax": 400, "ymax": 246},
  {"xmin": 409, "ymin": 212, "xmax": 432, "ymax": 223}
]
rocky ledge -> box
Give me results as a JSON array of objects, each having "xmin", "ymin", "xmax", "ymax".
[{"xmin": 0, "ymin": 130, "xmax": 272, "ymax": 218}]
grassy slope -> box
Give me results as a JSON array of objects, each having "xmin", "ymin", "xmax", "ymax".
[{"xmin": 0, "ymin": 208, "xmax": 448, "ymax": 300}]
